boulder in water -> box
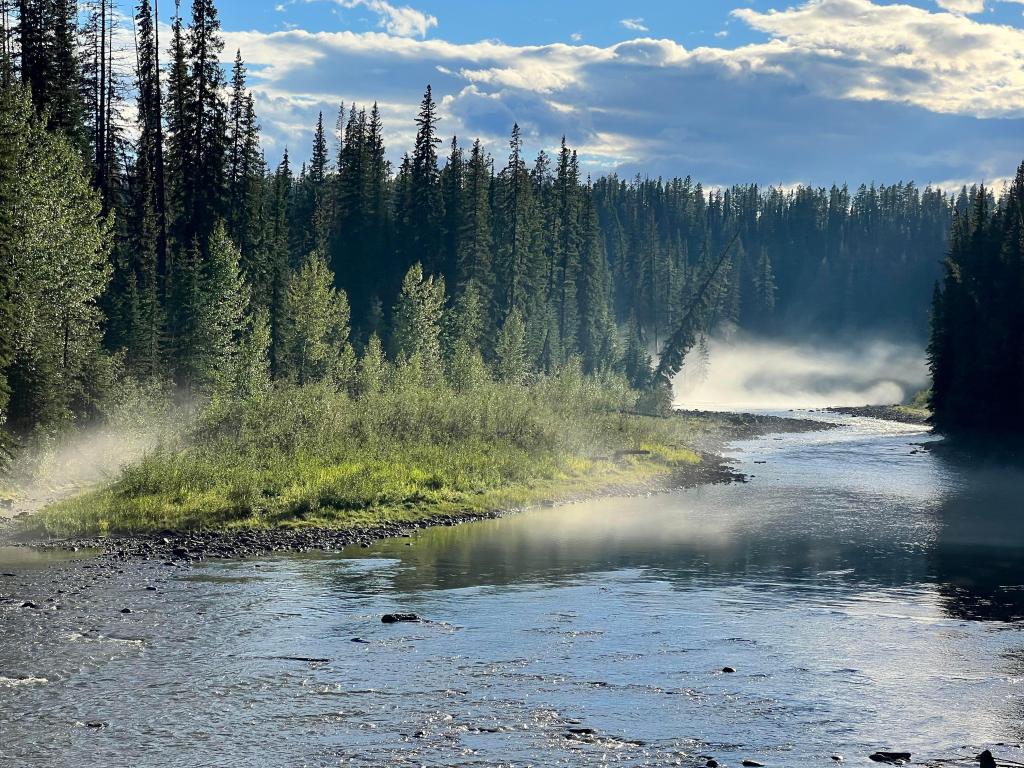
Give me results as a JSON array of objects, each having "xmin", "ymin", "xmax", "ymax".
[
  {"xmin": 869, "ymin": 752, "xmax": 911, "ymax": 764},
  {"xmin": 381, "ymin": 613, "xmax": 420, "ymax": 623}
]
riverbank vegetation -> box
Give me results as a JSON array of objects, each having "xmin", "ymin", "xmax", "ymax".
[
  {"xmin": 25, "ymin": 365, "xmax": 710, "ymax": 537},
  {"xmin": 928, "ymin": 166, "xmax": 1024, "ymax": 439}
]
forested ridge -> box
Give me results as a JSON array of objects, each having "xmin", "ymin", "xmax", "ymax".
[{"xmin": 0, "ymin": 0, "xmax": 982, "ymax": 458}]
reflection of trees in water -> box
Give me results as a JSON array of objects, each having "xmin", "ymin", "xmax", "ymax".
[
  {"xmin": 339, "ymin": 493, "xmax": 937, "ymax": 595},
  {"xmin": 322, "ymin": 456, "xmax": 1024, "ymax": 624},
  {"xmin": 929, "ymin": 456, "xmax": 1024, "ymax": 623}
]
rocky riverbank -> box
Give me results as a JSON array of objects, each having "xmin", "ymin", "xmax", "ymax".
[{"xmin": 826, "ymin": 405, "xmax": 931, "ymax": 426}]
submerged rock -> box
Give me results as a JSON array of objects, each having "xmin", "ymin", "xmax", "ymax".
[
  {"xmin": 869, "ymin": 752, "xmax": 911, "ymax": 764},
  {"xmin": 381, "ymin": 613, "xmax": 420, "ymax": 623}
]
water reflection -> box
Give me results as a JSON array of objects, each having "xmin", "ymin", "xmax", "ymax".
[
  {"xmin": 333, "ymin": 421, "xmax": 1024, "ymax": 626},
  {"xmin": 931, "ymin": 460, "xmax": 1024, "ymax": 622}
]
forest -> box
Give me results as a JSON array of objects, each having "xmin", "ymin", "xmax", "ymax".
[
  {"xmin": 0, "ymin": 0, "xmax": 1013, "ymax": 477},
  {"xmin": 928, "ymin": 167, "xmax": 1024, "ymax": 439}
]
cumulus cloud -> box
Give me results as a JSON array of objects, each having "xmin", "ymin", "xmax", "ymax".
[
  {"xmin": 731, "ymin": 0, "xmax": 1024, "ymax": 117},
  {"xmin": 935, "ymin": 0, "xmax": 985, "ymax": 12},
  {"xmin": 619, "ymin": 18, "xmax": 649, "ymax": 32},
  {"xmin": 332, "ymin": 0, "xmax": 437, "ymax": 38},
  {"xmin": 223, "ymin": 0, "xmax": 1024, "ymax": 185}
]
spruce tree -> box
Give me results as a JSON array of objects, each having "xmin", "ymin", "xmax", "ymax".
[
  {"xmin": 493, "ymin": 308, "xmax": 528, "ymax": 385},
  {"xmin": 278, "ymin": 252, "xmax": 355, "ymax": 388},
  {"xmin": 391, "ymin": 262, "xmax": 446, "ymax": 384},
  {"xmin": 406, "ymin": 85, "xmax": 443, "ymax": 273}
]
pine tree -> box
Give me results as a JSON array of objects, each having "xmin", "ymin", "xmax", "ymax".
[
  {"xmin": 232, "ymin": 305, "xmax": 271, "ymax": 399},
  {"xmin": 135, "ymin": 0, "xmax": 168, "ymax": 288},
  {"xmin": 278, "ymin": 251, "xmax": 355, "ymax": 388},
  {"xmin": 187, "ymin": 222, "xmax": 249, "ymax": 394},
  {"xmin": 577, "ymin": 188, "xmax": 617, "ymax": 372},
  {"xmin": 456, "ymin": 139, "xmax": 493, "ymax": 309},
  {"xmin": 391, "ymin": 262, "xmax": 446, "ymax": 384},
  {"xmin": 554, "ymin": 139, "xmax": 581, "ymax": 357},
  {"xmin": 405, "ymin": 85, "xmax": 443, "ymax": 273},
  {"xmin": 169, "ymin": 0, "xmax": 229, "ymax": 251},
  {"xmin": 495, "ymin": 124, "xmax": 540, "ymax": 323},
  {"xmin": 1, "ymin": 82, "xmax": 112, "ymax": 429},
  {"xmin": 493, "ymin": 308, "xmax": 528, "ymax": 385},
  {"xmin": 266, "ymin": 150, "xmax": 293, "ymax": 368},
  {"xmin": 308, "ymin": 111, "xmax": 331, "ymax": 254},
  {"xmin": 439, "ymin": 135, "xmax": 463, "ymax": 283}
]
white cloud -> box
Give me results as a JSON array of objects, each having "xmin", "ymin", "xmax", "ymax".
[
  {"xmin": 731, "ymin": 0, "xmax": 1024, "ymax": 117},
  {"xmin": 222, "ymin": 0, "xmax": 1024, "ymax": 185},
  {"xmin": 935, "ymin": 0, "xmax": 985, "ymax": 12},
  {"xmin": 570, "ymin": 32, "xmax": 583, "ymax": 42},
  {"xmin": 619, "ymin": 18, "xmax": 649, "ymax": 32},
  {"xmin": 332, "ymin": 0, "xmax": 437, "ymax": 38}
]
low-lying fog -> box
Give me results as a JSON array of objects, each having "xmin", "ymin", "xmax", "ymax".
[{"xmin": 672, "ymin": 337, "xmax": 929, "ymax": 411}]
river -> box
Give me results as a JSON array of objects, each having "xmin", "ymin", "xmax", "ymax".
[{"xmin": 1, "ymin": 414, "xmax": 1022, "ymax": 767}]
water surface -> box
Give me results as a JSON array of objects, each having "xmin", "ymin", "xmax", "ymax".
[{"xmin": 2, "ymin": 414, "xmax": 1022, "ymax": 767}]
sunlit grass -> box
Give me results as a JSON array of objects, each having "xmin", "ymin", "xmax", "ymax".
[{"xmin": 25, "ymin": 366, "xmax": 714, "ymax": 538}]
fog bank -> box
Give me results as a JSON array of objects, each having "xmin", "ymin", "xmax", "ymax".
[{"xmin": 672, "ymin": 337, "xmax": 929, "ymax": 411}]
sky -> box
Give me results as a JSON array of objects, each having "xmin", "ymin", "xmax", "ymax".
[{"xmin": 134, "ymin": 0, "xmax": 1024, "ymax": 188}]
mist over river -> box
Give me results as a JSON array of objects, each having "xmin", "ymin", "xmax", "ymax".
[{"xmin": 2, "ymin": 413, "xmax": 1023, "ymax": 767}]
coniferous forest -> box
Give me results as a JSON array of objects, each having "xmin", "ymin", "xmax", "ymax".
[{"xmin": 0, "ymin": 0, "xmax": 1014, "ymax": 470}]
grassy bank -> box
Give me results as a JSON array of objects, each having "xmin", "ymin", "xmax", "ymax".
[{"xmin": 22, "ymin": 365, "xmax": 722, "ymax": 538}]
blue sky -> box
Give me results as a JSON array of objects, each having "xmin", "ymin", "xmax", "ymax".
[{"xmin": 133, "ymin": 0, "xmax": 1024, "ymax": 187}]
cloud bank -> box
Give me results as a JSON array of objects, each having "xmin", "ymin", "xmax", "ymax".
[{"xmin": 227, "ymin": 0, "xmax": 1024, "ymax": 185}]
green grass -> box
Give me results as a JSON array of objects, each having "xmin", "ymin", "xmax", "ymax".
[{"xmin": 24, "ymin": 366, "xmax": 708, "ymax": 538}]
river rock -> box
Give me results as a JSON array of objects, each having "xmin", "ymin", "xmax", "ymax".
[
  {"xmin": 85, "ymin": 720, "xmax": 107, "ymax": 729},
  {"xmin": 706, "ymin": 760, "xmax": 719, "ymax": 768},
  {"xmin": 978, "ymin": 750, "xmax": 996, "ymax": 768},
  {"xmin": 869, "ymin": 752, "xmax": 911, "ymax": 764},
  {"xmin": 722, "ymin": 666, "xmax": 736, "ymax": 673},
  {"xmin": 381, "ymin": 613, "xmax": 420, "ymax": 623},
  {"xmin": 20, "ymin": 600, "xmax": 38, "ymax": 609},
  {"xmin": 831, "ymin": 756, "xmax": 844, "ymax": 763},
  {"xmin": 742, "ymin": 761, "xmax": 765, "ymax": 767}
]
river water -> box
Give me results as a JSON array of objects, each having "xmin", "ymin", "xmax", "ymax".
[{"xmin": 1, "ymin": 414, "xmax": 1023, "ymax": 767}]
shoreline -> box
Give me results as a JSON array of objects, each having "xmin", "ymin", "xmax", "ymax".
[
  {"xmin": 1, "ymin": 410, "xmax": 835, "ymax": 564},
  {"xmin": 826, "ymin": 404, "xmax": 931, "ymax": 426}
]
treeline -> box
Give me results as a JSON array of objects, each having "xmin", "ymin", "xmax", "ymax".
[
  {"xmin": 0, "ymin": 0, "xmax": 963, "ymax": 455},
  {"xmin": 928, "ymin": 165, "xmax": 1024, "ymax": 438},
  {"xmin": 597, "ymin": 178, "xmax": 957, "ymax": 343}
]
